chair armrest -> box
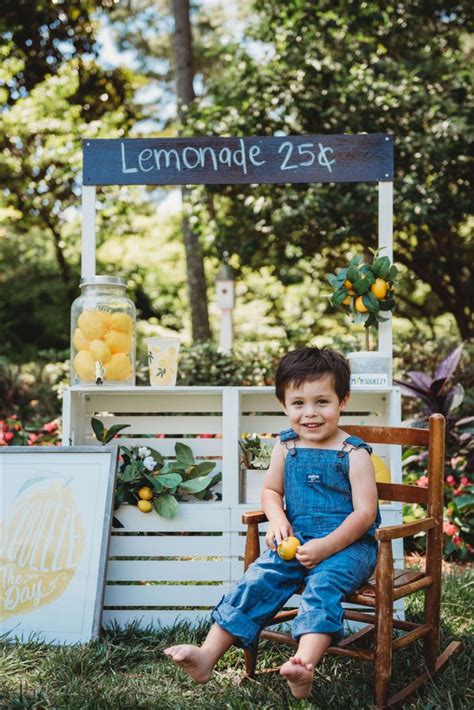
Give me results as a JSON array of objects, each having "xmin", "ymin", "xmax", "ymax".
[
  {"xmin": 242, "ymin": 511, "xmax": 268, "ymax": 525},
  {"xmin": 375, "ymin": 516, "xmax": 435, "ymax": 541}
]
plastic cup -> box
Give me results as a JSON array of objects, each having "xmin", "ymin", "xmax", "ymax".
[{"xmin": 147, "ymin": 337, "xmax": 180, "ymax": 386}]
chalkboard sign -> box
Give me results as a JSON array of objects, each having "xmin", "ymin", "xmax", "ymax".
[{"xmin": 83, "ymin": 134, "xmax": 393, "ymax": 186}]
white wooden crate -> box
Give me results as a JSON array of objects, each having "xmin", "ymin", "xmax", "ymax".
[{"xmin": 63, "ymin": 385, "xmax": 404, "ymax": 628}]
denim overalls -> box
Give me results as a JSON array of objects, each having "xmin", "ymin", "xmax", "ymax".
[{"xmin": 211, "ymin": 430, "xmax": 380, "ymax": 649}]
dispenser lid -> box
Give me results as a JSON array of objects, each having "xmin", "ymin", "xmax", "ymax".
[{"xmin": 80, "ymin": 275, "xmax": 125, "ymax": 287}]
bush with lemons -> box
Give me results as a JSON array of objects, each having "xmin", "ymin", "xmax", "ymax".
[
  {"xmin": 327, "ymin": 249, "xmax": 398, "ymax": 338},
  {"xmin": 72, "ymin": 309, "xmax": 133, "ymax": 383}
]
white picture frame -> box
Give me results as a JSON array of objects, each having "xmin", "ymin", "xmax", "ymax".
[{"xmin": 1, "ymin": 446, "xmax": 117, "ymax": 644}]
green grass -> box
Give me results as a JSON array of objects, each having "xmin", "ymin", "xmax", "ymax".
[{"xmin": 1, "ymin": 571, "xmax": 473, "ymax": 709}]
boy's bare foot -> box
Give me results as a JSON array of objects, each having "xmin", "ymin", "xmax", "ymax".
[
  {"xmin": 163, "ymin": 644, "xmax": 213, "ymax": 683},
  {"xmin": 280, "ymin": 655, "xmax": 314, "ymax": 699}
]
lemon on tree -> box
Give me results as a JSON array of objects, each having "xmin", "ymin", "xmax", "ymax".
[
  {"xmin": 138, "ymin": 486, "xmax": 153, "ymax": 501},
  {"xmin": 138, "ymin": 499, "xmax": 153, "ymax": 513},
  {"xmin": 370, "ymin": 278, "xmax": 389, "ymax": 300},
  {"xmin": 277, "ymin": 536, "xmax": 301, "ymax": 560}
]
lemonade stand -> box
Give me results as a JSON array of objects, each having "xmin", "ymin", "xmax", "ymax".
[{"xmin": 62, "ymin": 134, "xmax": 404, "ymax": 628}]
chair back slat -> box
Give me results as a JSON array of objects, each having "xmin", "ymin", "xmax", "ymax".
[
  {"xmin": 344, "ymin": 425, "xmax": 429, "ymax": 446},
  {"xmin": 377, "ymin": 482, "xmax": 428, "ymax": 505}
]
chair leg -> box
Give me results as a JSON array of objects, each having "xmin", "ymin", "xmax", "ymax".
[
  {"xmin": 374, "ymin": 541, "xmax": 394, "ymax": 709},
  {"xmin": 244, "ymin": 645, "xmax": 258, "ymax": 678},
  {"xmin": 423, "ymin": 582, "xmax": 441, "ymax": 672}
]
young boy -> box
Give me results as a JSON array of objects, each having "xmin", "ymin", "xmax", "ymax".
[{"xmin": 165, "ymin": 347, "xmax": 379, "ymax": 699}]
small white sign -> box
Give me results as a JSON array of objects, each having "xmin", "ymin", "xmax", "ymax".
[{"xmin": 350, "ymin": 373, "xmax": 389, "ymax": 387}]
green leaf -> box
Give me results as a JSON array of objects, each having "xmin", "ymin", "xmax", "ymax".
[
  {"xmin": 388, "ymin": 265, "xmax": 399, "ymax": 280},
  {"xmin": 379, "ymin": 298, "xmax": 396, "ymax": 311},
  {"xmin": 346, "ymin": 265, "xmax": 359, "ymax": 283},
  {"xmin": 188, "ymin": 461, "xmax": 216, "ymax": 478},
  {"xmin": 333, "ymin": 288, "xmax": 348, "ymax": 305},
  {"xmin": 353, "ymin": 312, "xmax": 369, "ymax": 325},
  {"xmin": 104, "ymin": 423, "xmax": 130, "ymax": 443},
  {"xmin": 157, "ymin": 473, "xmax": 183, "ymax": 488},
  {"xmin": 352, "ymin": 277, "xmax": 370, "ymax": 294},
  {"xmin": 455, "ymin": 495, "xmax": 473, "ymax": 511},
  {"xmin": 155, "ymin": 494, "xmax": 179, "ymax": 518},
  {"xmin": 178, "ymin": 473, "xmax": 215, "ymax": 494},
  {"xmin": 120, "ymin": 464, "xmax": 134, "ymax": 482},
  {"xmin": 175, "ymin": 442, "xmax": 195, "ymax": 465},
  {"xmin": 362, "ymin": 292, "xmax": 380, "ymax": 312},
  {"xmin": 326, "ymin": 273, "xmax": 339, "ymax": 287},
  {"xmin": 91, "ymin": 417, "xmax": 105, "ymax": 443}
]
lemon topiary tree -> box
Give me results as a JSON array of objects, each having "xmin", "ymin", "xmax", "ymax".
[{"xmin": 327, "ymin": 249, "xmax": 398, "ymax": 350}]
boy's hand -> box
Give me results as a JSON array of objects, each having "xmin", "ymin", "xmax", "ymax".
[
  {"xmin": 295, "ymin": 538, "xmax": 328, "ymax": 569},
  {"xmin": 265, "ymin": 518, "xmax": 293, "ymax": 551}
]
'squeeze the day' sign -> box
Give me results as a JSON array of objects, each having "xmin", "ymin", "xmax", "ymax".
[{"xmin": 83, "ymin": 134, "xmax": 393, "ymax": 186}]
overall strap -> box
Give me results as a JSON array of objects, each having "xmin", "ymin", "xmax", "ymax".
[
  {"xmin": 340, "ymin": 435, "xmax": 373, "ymax": 456},
  {"xmin": 279, "ymin": 428, "xmax": 298, "ymax": 456}
]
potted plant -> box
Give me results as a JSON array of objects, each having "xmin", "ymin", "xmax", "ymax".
[
  {"xmin": 91, "ymin": 417, "xmax": 222, "ymax": 523},
  {"xmin": 239, "ymin": 434, "xmax": 273, "ymax": 504},
  {"xmin": 326, "ymin": 248, "xmax": 398, "ymax": 351}
]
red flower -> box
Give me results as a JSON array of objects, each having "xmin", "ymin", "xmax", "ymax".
[
  {"xmin": 416, "ymin": 475, "xmax": 429, "ymax": 488},
  {"xmin": 446, "ymin": 475, "xmax": 455, "ymax": 485},
  {"xmin": 4, "ymin": 432, "xmax": 14, "ymax": 442},
  {"xmin": 460, "ymin": 476, "xmax": 469, "ymax": 487}
]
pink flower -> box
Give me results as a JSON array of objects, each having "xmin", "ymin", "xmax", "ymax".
[
  {"xmin": 460, "ymin": 476, "xmax": 469, "ymax": 487},
  {"xmin": 4, "ymin": 432, "xmax": 14, "ymax": 442},
  {"xmin": 443, "ymin": 522, "xmax": 457, "ymax": 536},
  {"xmin": 416, "ymin": 475, "xmax": 429, "ymax": 488},
  {"xmin": 28, "ymin": 433, "xmax": 40, "ymax": 445},
  {"xmin": 446, "ymin": 475, "xmax": 455, "ymax": 485},
  {"xmin": 43, "ymin": 420, "xmax": 59, "ymax": 433}
]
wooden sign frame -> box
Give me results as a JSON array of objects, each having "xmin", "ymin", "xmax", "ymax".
[
  {"xmin": 81, "ymin": 133, "xmax": 393, "ymax": 361},
  {"xmin": 0, "ymin": 446, "xmax": 117, "ymax": 644}
]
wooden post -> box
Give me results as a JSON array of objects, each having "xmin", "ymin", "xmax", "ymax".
[
  {"xmin": 374, "ymin": 539, "xmax": 394, "ymax": 708},
  {"xmin": 423, "ymin": 414, "xmax": 445, "ymax": 671}
]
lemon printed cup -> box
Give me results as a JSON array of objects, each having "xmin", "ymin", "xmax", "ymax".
[{"xmin": 147, "ymin": 337, "xmax": 180, "ymax": 386}]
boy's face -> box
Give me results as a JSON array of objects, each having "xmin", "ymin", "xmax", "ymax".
[{"xmin": 281, "ymin": 374, "xmax": 349, "ymax": 445}]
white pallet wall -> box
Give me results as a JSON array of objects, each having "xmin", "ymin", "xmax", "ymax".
[{"xmin": 63, "ymin": 385, "xmax": 404, "ymax": 629}]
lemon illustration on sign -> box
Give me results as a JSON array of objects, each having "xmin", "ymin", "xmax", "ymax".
[
  {"xmin": 72, "ymin": 328, "xmax": 90, "ymax": 352},
  {"xmin": 105, "ymin": 353, "xmax": 132, "ymax": 381},
  {"xmin": 138, "ymin": 499, "xmax": 153, "ymax": 513},
  {"xmin": 111, "ymin": 312, "xmax": 133, "ymax": 334},
  {"xmin": 371, "ymin": 454, "xmax": 391, "ymax": 483},
  {"xmin": 277, "ymin": 536, "xmax": 301, "ymax": 560},
  {"xmin": 104, "ymin": 329, "xmax": 132, "ymax": 354},
  {"xmin": 77, "ymin": 310, "xmax": 108, "ymax": 340},
  {"xmin": 138, "ymin": 486, "xmax": 153, "ymax": 501},
  {"xmin": 1, "ymin": 477, "xmax": 85, "ymax": 620},
  {"xmin": 88, "ymin": 339, "xmax": 112, "ymax": 363},
  {"xmin": 73, "ymin": 350, "xmax": 96, "ymax": 381}
]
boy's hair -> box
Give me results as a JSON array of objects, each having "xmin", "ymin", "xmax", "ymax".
[{"xmin": 275, "ymin": 347, "xmax": 350, "ymax": 403}]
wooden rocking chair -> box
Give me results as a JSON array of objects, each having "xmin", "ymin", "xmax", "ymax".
[{"xmin": 242, "ymin": 414, "xmax": 461, "ymax": 708}]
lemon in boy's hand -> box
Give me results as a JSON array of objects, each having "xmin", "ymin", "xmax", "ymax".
[
  {"xmin": 138, "ymin": 486, "xmax": 153, "ymax": 501},
  {"xmin": 138, "ymin": 499, "xmax": 153, "ymax": 513},
  {"xmin": 277, "ymin": 536, "xmax": 301, "ymax": 560}
]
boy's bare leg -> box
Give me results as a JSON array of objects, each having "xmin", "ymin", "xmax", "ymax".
[
  {"xmin": 164, "ymin": 623, "xmax": 235, "ymax": 683},
  {"xmin": 280, "ymin": 632, "xmax": 331, "ymax": 699}
]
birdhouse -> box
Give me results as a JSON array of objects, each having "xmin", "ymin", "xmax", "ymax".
[{"xmin": 215, "ymin": 262, "xmax": 235, "ymax": 310}]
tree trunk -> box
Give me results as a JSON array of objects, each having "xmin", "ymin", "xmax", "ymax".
[{"xmin": 170, "ymin": 0, "xmax": 211, "ymax": 341}]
